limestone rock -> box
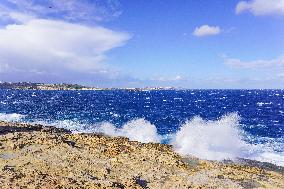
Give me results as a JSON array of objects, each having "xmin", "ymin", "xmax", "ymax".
[{"xmin": 0, "ymin": 121, "xmax": 283, "ymax": 188}]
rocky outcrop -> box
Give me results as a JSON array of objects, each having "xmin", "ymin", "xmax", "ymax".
[{"xmin": 0, "ymin": 121, "xmax": 283, "ymax": 188}]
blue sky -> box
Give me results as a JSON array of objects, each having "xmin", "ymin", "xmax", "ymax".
[{"xmin": 0, "ymin": 0, "xmax": 284, "ymax": 88}]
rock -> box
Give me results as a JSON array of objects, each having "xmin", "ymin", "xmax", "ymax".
[
  {"xmin": 0, "ymin": 121, "xmax": 283, "ymax": 188},
  {"xmin": 3, "ymin": 165, "xmax": 16, "ymax": 172},
  {"xmin": 239, "ymin": 180, "xmax": 262, "ymax": 189},
  {"xmin": 7, "ymin": 142, "xmax": 17, "ymax": 150}
]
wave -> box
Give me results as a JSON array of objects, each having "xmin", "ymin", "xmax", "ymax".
[
  {"xmin": 171, "ymin": 113, "xmax": 248, "ymax": 161},
  {"xmin": 30, "ymin": 118, "xmax": 162, "ymax": 144},
  {"xmin": 95, "ymin": 119, "xmax": 161, "ymax": 143},
  {"xmin": 0, "ymin": 113, "xmax": 25, "ymax": 122},
  {"xmin": 0, "ymin": 112, "xmax": 283, "ymax": 166},
  {"xmin": 171, "ymin": 113, "xmax": 284, "ymax": 166}
]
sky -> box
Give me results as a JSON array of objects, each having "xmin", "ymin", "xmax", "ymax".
[{"xmin": 0, "ymin": 0, "xmax": 284, "ymax": 88}]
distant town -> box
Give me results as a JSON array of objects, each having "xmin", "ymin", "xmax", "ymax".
[{"xmin": 0, "ymin": 82, "xmax": 176, "ymax": 91}]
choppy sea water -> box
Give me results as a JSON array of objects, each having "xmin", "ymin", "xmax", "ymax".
[{"xmin": 0, "ymin": 89, "xmax": 283, "ymax": 166}]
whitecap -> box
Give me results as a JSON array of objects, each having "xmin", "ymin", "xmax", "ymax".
[
  {"xmin": 0, "ymin": 113, "xmax": 25, "ymax": 122},
  {"xmin": 171, "ymin": 113, "xmax": 249, "ymax": 161},
  {"xmin": 96, "ymin": 118, "xmax": 161, "ymax": 143}
]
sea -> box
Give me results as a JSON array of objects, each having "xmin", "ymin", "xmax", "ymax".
[{"xmin": 0, "ymin": 89, "xmax": 283, "ymax": 166}]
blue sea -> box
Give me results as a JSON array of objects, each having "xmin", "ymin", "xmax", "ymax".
[{"xmin": 0, "ymin": 89, "xmax": 283, "ymax": 166}]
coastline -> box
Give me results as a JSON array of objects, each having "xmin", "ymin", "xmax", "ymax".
[
  {"xmin": 0, "ymin": 121, "xmax": 283, "ymax": 188},
  {"xmin": 0, "ymin": 82, "xmax": 176, "ymax": 91}
]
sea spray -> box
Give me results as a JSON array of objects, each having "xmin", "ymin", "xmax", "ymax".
[
  {"xmin": 97, "ymin": 118, "xmax": 162, "ymax": 143},
  {"xmin": 0, "ymin": 113, "xmax": 25, "ymax": 122},
  {"xmin": 0, "ymin": 112, "xmax": 283, "ymax": 166},
  {"xmin": 31, "ymin": 118, "xmax": 162, "ymax": 143},
  {"xmin": 171, "ymin": 113, "xmax": 249, "ymax": 161}
]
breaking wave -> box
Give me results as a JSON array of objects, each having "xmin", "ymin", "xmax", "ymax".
[
  {"xmin": 171, "ymin": 113, "xmax": 247, "ymax": 161},
  {"xmin": 95, "ymin": 119, "xmax": 161, "ymax": 143},
  {"xmin": 0, "ymin": 112, "xmax": 283, "ymax": 166},
  {"xmin": 171, "ymin": 113, "xmax": 284, "ymax": 166},
  {"xmin": 0, "ymin": 113, "xmax": 25, "ymax": 122}
]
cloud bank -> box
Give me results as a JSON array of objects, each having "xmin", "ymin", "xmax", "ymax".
[
  {"xmin": 224, "ymin": 54, "xmax": 284, "ymax": 69},
  {"xmin": 0, "ymin": 19, "xmax": 130, "ymax": 83},
  {"xmin": 236, "ymin": 0, "xmax": 284, "ymax": 16},
  {"xmin": 192, "ymin": 25, "xmax": 221, "ymax": 37},
  {"xmin": 0, "ymin": 0, "xmax": 131, "ymax": 84}
]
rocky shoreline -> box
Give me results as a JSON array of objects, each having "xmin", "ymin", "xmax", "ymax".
[
  {"xmin": 0, "ymin": 121, "xmax": 283, "ymax": 188},
  {"xmin": 0, "ymin": 82, "xmax": 176, "ymax": 91}
]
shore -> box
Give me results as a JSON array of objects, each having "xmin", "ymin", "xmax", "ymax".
[
  {"xmin": 0, "ymin": 82, "xmax": 176, "ymax": 91},
  {"xmin": 0, "ymin": 121, "xmax": 283, "ymax": 188}
]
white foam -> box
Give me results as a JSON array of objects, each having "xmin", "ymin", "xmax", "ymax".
[
  {"xmin": 0, "ymin": 113, "xmax": 25, "ymax": 122},
  {"xmin": 45, "ymin": 120, "xmax": 86, "ymax": 132},
  {"xmin": 252, "ymin": 152, "xmax": 284, "ymax": 167},
  {"xmin": 36, "ymin": 118, "xmax": 162, "ymax": 144},
  {"xmin": 1, "ymin": 112, "xmax": 283, "ymax": 166},
  {"xmin": 169, "ymin": 114, "xmax": 284, "ymax": 166},
  {"xmin": 96, "ymin": 118, "xmax": 162, "ymax": 143},
  {"xmin": 171, "ymin": 113, "xmax": 249, "ymax": 161},
  {"xmin": 257, "ymin": 102, "xmax": 264, "ymax": 106}
]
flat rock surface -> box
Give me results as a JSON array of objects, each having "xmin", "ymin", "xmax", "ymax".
[{"xmin": 0, "ymin": 121, "xmax": 283, "ymax": 188}]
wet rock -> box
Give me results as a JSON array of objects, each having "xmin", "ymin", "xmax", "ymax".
[{"xmin": 135, "ymin": 176, "xmax": 148, "ymax": 189}]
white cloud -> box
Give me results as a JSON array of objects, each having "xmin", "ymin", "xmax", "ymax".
[
  {"xmin": 236, "ymin": 0, "xmax": 284, "ymax": 16},
  {"xmin": 0, "ymin": 18, "xmax": 131, "ymax": 81},
  {"xmin": 192, "ymin": 25, "xmax": 221, "ymax": 37},
  {"xmin": 224, "ymin": 54, "xmax": 284, "ymax": 69},
  {"xmin": 0, "ymin": 0, "xmax": 133, "ymax": 85}
]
